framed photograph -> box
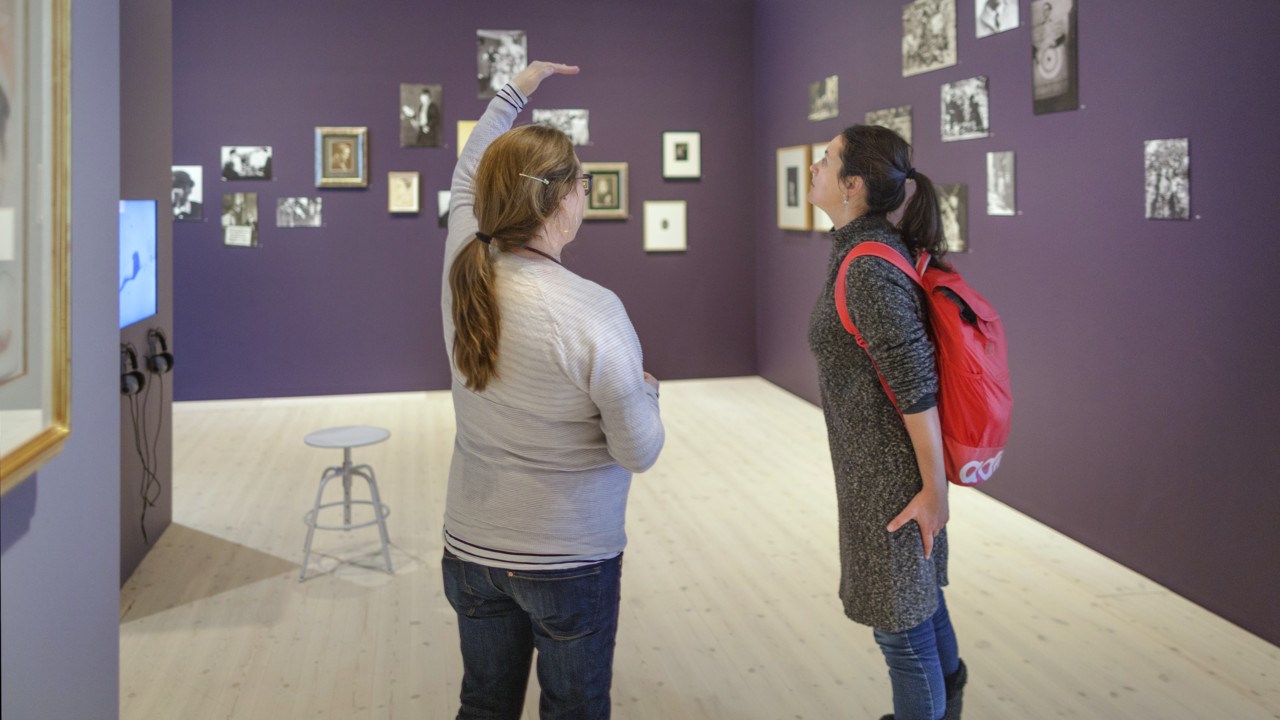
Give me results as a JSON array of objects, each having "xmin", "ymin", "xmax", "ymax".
[
  {"xmin": 457, "ymin": 120, "xmax": 478, "ymax": 158},
  {"xmin": 1032, "ymin": 0, "xmax": 1079, "ymax": 114},
  {"xmin": 986, "ymin": 151, "xmax": 1016, "ymax": 216},
  {"xmin": 581, "ymin": 162, "xmax": 628, "ymax": 220},
  {"xmin": 938, "ymin": 184, "xmax": 969, "ymax": 253},
  {"xmin": 400, "ymin": 83, "xmax": 442, "ymax": 148},
  {"xmin": 533, "ymin": 109, "xmax": 590, "ymax": 146},
  {"xmin": 388, "ymin": 171, "xmax": 420, "ymax": 214},
  {"xmin": 171, "ymin": 165, "xmax": 204, "ymax": 221},
  {"xmin": 221, "ymin": 193, "xmax": 259, "ymax": 247},
  {"xmin": 903, "ymin": 0, "xmax": 957, "ymax": 77},
  {"xmin": 808, "ymin": 75, "xmax": 838, "ymax": 121},
  {"xmin": 477, "ymin": 29, "xmax": 527, "ymax": 100},
  {"xmin": 809, "ymin": 143, "xmax": 835, "ymax": 232},
  {"xmin": 976, "ymin": 0, "xmax": 1019, "ymax": 37},
  {"xmin": 1144, "ymin": 138, "xmax": 1190, "ymax": 220},
  {"xmin": 315, "ymin": 126, "xmax": 368, "ymax": 188},
  {"xmin": 643, "ymin": 201, "xmax": 687, "ymax": 253},
  {"xmin": 1, "ymin": 0, "xmax": 71, "ymax": 493},
  {"xmin": 776, "ymin": 145, "xmax": 812, "ymax": 231},
  {"xmin": 437, "ymin": 191, "xmax": 452, "ymax": 228},
  {"xmin": 276, "ymin": 197, "xmax": 322, "ymax": 228},
  {"xmin": 220, "ymin": 146, "xmax": 272, "ymax": 180},
  {"xmin": 941, "ymin": 76, "xmax": 990, "ymax": 142},
  {"xmin": 662, "ymin": 131, "xmax": 701, "ymax": 179},
  {"xmin": 865, "ymin": 105, "xmax": 913, "ymax": 146}
]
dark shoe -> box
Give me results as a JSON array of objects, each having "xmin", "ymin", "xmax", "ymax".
[
  {"xmin": 943, "ymin": 658, "xmax": 968, "ymax": 720},
  {"xmin": 879, "ymin": 715, "xmax": 894, "ymax": 720}
]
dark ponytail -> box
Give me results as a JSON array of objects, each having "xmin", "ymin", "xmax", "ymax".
[{"xmin": 840, "ymin": 124, "xmax": 950, "ymax": 269}]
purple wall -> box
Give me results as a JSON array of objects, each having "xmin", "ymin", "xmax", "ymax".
[
  {"xmin": 754, "ymin": 0, "xmax": 1280, "ymax": 644},
  {"xmin": 120, "ymin": 0, "xmax": 174, "ymax": 583},
  {"xmin": 1, "ymin": 1, "xmax": 123, "ymax": 716},
  {"xmin": 172, "ymin": 0, "xmax": 756, "ymax": 401}
]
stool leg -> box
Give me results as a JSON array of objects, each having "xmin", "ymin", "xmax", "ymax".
[
  {"xmin": 342, "ymin": 447, "xmax": 354, "ymax": 528},
  {"xmin": 300, "ymin": 468, "xmax": 339, "ymax": 582},
  {"xmin": 353, "ymin": 465, "xmax": 393, "ymax": 574}
]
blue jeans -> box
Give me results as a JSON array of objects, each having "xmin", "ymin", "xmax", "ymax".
[
  {"xmin": 441, "ymin": 551, "xmax": 622, "ymax": 720},
  {"xmin": 872, "ymin": 590, "xmax": 960, "ymax": 720}
]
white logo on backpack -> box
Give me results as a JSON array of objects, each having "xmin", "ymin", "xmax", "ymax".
[{"xmin": 960, "ymin": 451, "xmax": 1004, "ymax": 485}]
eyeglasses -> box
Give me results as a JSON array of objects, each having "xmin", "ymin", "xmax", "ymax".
[{"xmin": 577, "ymin": 174, "xmax": 593, "ymax": 194}]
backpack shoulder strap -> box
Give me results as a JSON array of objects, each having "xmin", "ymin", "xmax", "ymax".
[{"xmin": 834, "ymin": 242, "xmax": 923, "ymax": 347}]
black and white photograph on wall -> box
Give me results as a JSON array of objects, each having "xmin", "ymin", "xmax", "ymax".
[
  {"xmin": 477, "ymin": 29, "xmax": 527, "ymax": 100},
  {"xmin": 171, "ymin": 165, "xmax": 204, "ymax": 222},
  {"xmin": 399, "ymin": 83, "xmax": 442, "ymax": 148},
  {"xmin": 388, "ymin": 171, "xmax": 420, "ymax": 214},
  {"xmin": 582, "ymin": 161, "xmax": 628, "ymax": 220},
  {"xmin": 220, "ymin": 146, "xmax": 272, "ymax": 181},
  {"xmin": 643, "ymin": 200, "xmax": 687, "ymax": 253},
  {"xmin": 532, "ymin": 109, "xmax": 590, "ymax": 146},
  {"xmin": 976, "ymin": 0, "xmax": 1019, "ymax": 37},
  {"xmin": 986, "ymin": 151, "xmax": 1015, "ymax": 216},
  {"xmin": 776, "ymin": 144, "xmax": 812, "ymax": 231},
  {"xmin": 937, "ymin": 184, "xmax": 968, "ymax": 253},
  {"xmin": 662, "ymin": 131, "xmax": 701, "ymax": 179},
  {"xmin": 903, "ymin": 0, "xmax": 957, "ymax": 77},
  {"xmin": 276, "ymin": 197, "xmax": 322, "ymax": 228},
  {"xmin": 865, "ymin": 105, "xmax": 913, "ymax": 146},
  {"xmin": 221, "ymin": 193, "xmax": 259, "ymax": 247},
  {"xmin": 1144, "ymin": 138, "xmax": 1190, "ymax": 220},
  {"xmin": 941, "ymin": 76, "xmax": 990, "ymax": 142},
  {"xmin": 437, "ymin": 190, "xmax": 451, "ymax": 228},
  {"xmin": 1032, "ymin": 0, "xmax": 1078, "ymax": 114},
  {"xmin": 808, "ymin": 75, "xmax": 839, "ymax": 121}
]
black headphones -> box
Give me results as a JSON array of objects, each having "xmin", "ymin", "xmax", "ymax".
[
  {"xmin": 121, "ymin": 344, "xmax": 146, "ymax": 396},
  {"xmin": 146, "ymin": 328, "xmax": 174, "ymax": 375}
]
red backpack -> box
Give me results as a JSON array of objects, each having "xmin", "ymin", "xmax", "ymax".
[{"xmin": 835, "ymin": 243, "xmax": 1012, "ymax": 486}]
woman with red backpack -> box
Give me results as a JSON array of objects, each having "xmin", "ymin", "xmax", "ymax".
[{"xmin": 807, "ymin": 125, "xmax": 968, "ymax": 720}]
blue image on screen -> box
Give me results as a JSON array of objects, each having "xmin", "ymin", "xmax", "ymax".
[{"xmin": 119, "ymin": 199, "xmax": 157, "ymax": 329}]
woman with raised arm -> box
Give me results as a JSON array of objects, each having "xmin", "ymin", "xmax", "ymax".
[
  {"xmin": 808, "ymin": 125, "xmax": 968, "ymax": 720},
  {"xmin": 439, "ymin": 61, "xmax": 664, "ymax": 720}
]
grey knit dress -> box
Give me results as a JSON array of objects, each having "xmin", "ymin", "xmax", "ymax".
[{"xmin": 808, "ymin": 214, "xmax": 948, "ymax": 633}]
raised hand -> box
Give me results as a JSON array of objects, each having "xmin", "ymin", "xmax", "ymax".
[{"xmin": 511, "ymin": 61, "xmax": 580, "ymax": 97}]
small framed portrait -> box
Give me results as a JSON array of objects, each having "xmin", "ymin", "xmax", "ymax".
[
  {"xmin": 809, "ymin": 143, "xmax": 835, "ymax": 231},
  {"xmin": 776, "ymin": 145, "xmax": 812, "ymax": 231},
  {"xmin": 643, "ymin": 201, "xmax": 687, "ymax": 253},
  {"xmin": 220, "ymin": 146, "xmax": 272, "ymax": 181},
  {"xmin": 171, "ymin": 165, "xmax": 204, "ymax": 221},
  {"xmin": 437, "ymin": 190, "xmax": 452, "ymax": 228},
  {"xmin": 221, "ymin": 192, "xmax": 259, "ymax": 248},
  {"xmin": 662, "ymin": 131, "xmax": 701, "ymax": 179},
  {"xmin": 388, "ymin": 171, "xmax": 420, "ymax": 214},
  {"xmin": 581, "ymin": 162, "xmax": 628, "ymax": 220},
  {"xmin": 941, "ymin": 76, "xmax": 990, "ymax": 142},
  {"xmin": 808, "ymin": 75, "xmax": 838, "ymax": 121},
  {"xmin": 400, "ymin": 83, "xmax": 443, "ymax": 148},
  {"xmin": 315, "ymin": 126, "xmax": 368, "ymax": 188},
  {"xmin": 457, "ymin": 120, "xmax": 478, "ymax": 158}
]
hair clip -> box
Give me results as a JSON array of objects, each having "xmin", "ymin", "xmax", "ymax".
[{"xmin": 518, "ymin": 172, "xmax": 550, "ymax": 185}]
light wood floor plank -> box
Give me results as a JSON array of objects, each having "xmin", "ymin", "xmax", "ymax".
[{"xmin": 120, "ymin": 377, "xmax": 1280, "ymax": 719}]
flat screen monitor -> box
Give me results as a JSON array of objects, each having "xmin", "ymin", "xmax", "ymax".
[{"xmin": 119, "ymin": 199, "xmax": 157, "ymax": 329}]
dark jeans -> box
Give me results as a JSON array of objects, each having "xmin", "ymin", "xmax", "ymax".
[
  {"xmin": 871, "ymin": 589, "xmax": 960, "ymax": 720},
  {"xmin": 441, "ymin": 551, "xmax": 622, "ymax": 720}
]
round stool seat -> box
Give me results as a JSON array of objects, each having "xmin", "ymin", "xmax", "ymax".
[{"xmin": 304, "ymin": 425, "xmax": 390, "ymax": 450}]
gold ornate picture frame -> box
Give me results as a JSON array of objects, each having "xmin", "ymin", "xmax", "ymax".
[
  {"xmin": 314, "ymin": 126, "xmax": 368, "ymax": 188},
  {"xmin": 582, "ymin": 162, "xmax": 627, "ymax": 220},
  {"xmin": 0, "ymin": 0, "xmax": 72, "ymax": 494}
]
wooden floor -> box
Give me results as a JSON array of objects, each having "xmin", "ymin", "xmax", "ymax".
[{"xmin": 120, "ymin": 377, "xmax": 1280, "ymax": 719}]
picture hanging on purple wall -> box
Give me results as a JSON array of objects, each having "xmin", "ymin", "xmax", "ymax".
[
  {"xmin": 388, "ymin": 172, "xmax": 420, "ymax": 214},
  {"xmin": 171, "ymin": 165, "xmax": 203, "ymax": 222},
  {"xmin": 662, "ymin": 131, "xmax": 701, "ymax": 179},
  {"xmin": 1032, "ymin": 0, "xmax": 1079, "ymax": 114},
  {"xmin": 400, "ymin": 83, "xmax": 442, "ymax": 148},
  {"xmin": 776, "ymin": 144, "xmax": 812, "ymax": 231},
  {"xmin": 937, "ymin": 183, "xmax": 968, "ymax": 253},
  {"xmin": 986, "ymin": 151, "xmax": 1015, "ymax": 216},
  {"xmin": 533, "ymin": 109, "xmax": 590, "ymax": 146},
  {"xmin": 1144, "ymin": 139, "xmax": 1190, "ymax": 220},
  {"xmin": 221, "ymin": 192, "xmax": 259, "ymax": 247},
  {"xmin": 941, "ymin": 76, "xmax": 989, "ymax": 142},
  {"xmin": 976, "ymin": 0, "xmax": 1019, "ymax": 38},
  {"xmin": 903, "ymin": 0, "xmax": 957, "ymax": 77},
  {"xmin": 808, "ymin": 75, "xmax": 838, "ymax": 121},
  {"xmin": 477, "ymin": 29, "xmax": 527, "ymax": 100},
  {"xmin": 276, "ymin": 197, "xmax": 322, "ymax": 228},
  {"xmin": 865, "ymin": 105, "xmax": 913, "ymax": 146},
  {"xmin": 437, "ymin": 191, "xmax": 451, "ymax": 228},
  {"xmin": 220, "ymin": 146, "xmax": 272, "ymax": 181}
]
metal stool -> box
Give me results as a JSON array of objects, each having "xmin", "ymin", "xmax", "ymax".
[{"xmin": 300, "ymin": 425, "xmax": 393, "ymax": 581}]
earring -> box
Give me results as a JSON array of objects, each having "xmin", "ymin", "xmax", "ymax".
[{"xmin": 843, "ymin": 196, "xmax": 849, "ymax": 206}]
